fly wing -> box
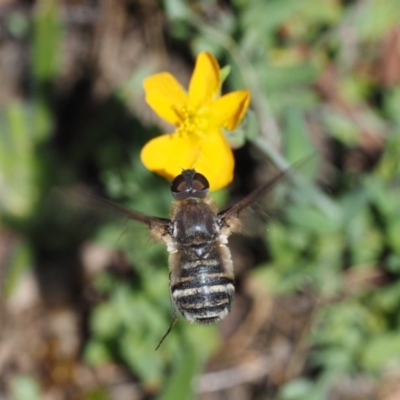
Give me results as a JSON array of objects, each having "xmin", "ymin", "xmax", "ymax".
[
  {"xmin": 87, "ymin": 193, "xmax": 171, "ymax": 230},
  {"xmin": 218, "ymin": 168, "xmax": 290, "ymax": 229},
  {"xmin": 217, "ymin": 158, "xmax": 312, "ymax": 235},
  {"xmin": 48, "ymin": 186, "xmax": 171, "ymax": 241}
]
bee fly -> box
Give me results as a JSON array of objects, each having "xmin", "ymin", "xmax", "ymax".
[{"xmin": 94, "ymin": 167, "xmax": 292, "ymax": 349}]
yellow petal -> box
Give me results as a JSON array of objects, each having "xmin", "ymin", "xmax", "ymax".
[
  {"xmin": 207, "ymin": 90, "xmax": 250, "ymax": 131},
  {"xmin": 140, "ymin": 132, "xmax": 201, "ymax": 182},
  {"xmin": 143, "ymin": 73, "xmax": 188, "ymax": 126},
  {"xmin": 140, "ymin": 130, "xmax": 234, "ymax": 191},
  {"xmin": 192, "ymin": 130, "xmax": 234, "ymax": 190},
  {"xmin": 188, "ymin": 52, "xmax": 220, "ymax": 111}
]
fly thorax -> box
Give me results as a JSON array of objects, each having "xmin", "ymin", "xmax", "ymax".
[{"xmin": 172, "ymin": 201, "xmax": 218, "ymax": 247}]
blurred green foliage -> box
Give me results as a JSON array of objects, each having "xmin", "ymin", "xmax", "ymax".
[
  {"xmin": 11, "ymin": 375, "xmax": 41, "ymax": 400},
  {"xmin": 1, "ymin": 0, "xmax": 400, "ymax": 399}
]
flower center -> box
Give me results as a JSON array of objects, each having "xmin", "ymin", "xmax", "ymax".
[{"xmin": 175, "ymin": 106, "xmax": 208, "ymax": 137}]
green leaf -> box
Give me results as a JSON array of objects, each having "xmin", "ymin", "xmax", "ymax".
[
  {"xmin": 322, "ymin": 108, "xmax": 359, "ymax": 147},
  {"xmin": 376, "ymin": 133, "xmax": 400, "ymax": 181},
  {"xmin": 220, "ymin": 65, "xmax": 231, "ymax": 84},
  {"xmin": 280, "ymin": 378, "xmax": 315, "ymax": 400},
  {"xmin": 282, "ymin": 107, "xmax": 315, "ymax": 164},
  {"xmin": 355, "ymin": 0, "xmax": 400, "ymax": 41},
  {"xmin": 387, "ymin": 218, "xmax": 400, "ymax": 253},
  {"xmin": 158, "ymin": 346, "xmax": 202, "ymax": 400},
  {"xmin": 32, "ymin": 0, "xmax": 62, "ymax": 82},
  {"xmin": 370, "ymin": 281, "xmax": 400, "ymax": 314},
  {"xmin": 260, "ymin": 65, "xmax": 318, "ymax": 93},
  {"xmin": 243, "ymin": 109, "xmax": 260, "ymax": 141},
  {"xmin": 6, "ymin": 12, "xmax": 30, "ymax": 38},
  {"xmin": 162, "ymin": 0, "xmax": 192, "ymax": 21},
  {"xmin": 241, "ymin": 0, "xmax": 314, "ymax": 50},
  {"xmin": 121, "ymin": 330, "xmax": 164, "ymax": 387},
  {"xmin": 11, "ymin": 375, "xmax": 40, "ymax": 400},
  {"xmin": 361, "ymin": 333, "xmax": 400, "ymax": 371},
  {"xmin": 32, "ymin": 99, "xmax": 53, "ymax": 142},
  {"xmin": 84, "ymin": 340, "xmax": 111, "ymax": 366},
  {"xmin": 0, "ymin": 101, "xmax": 48, "ymax": 218},
  {"xmin": 286, "ymin": 205, "xmax": 341, "ymax": 234},
  {"xmin": 83, "ymin": 389, "xmax": 109, "ymax": 400},
  {"xmin": 223, "ymin": 126, "xmax": 246, "ymax": 149},
  {"xmin": 4, "ymin": 238, "xmax": 32, "ymax": 298},
  {"xmin": 91, "ymin": 302, "xmax": 122, "ymax": 339},
  {"xmin": 387, "ymin": 254, "xmax": 400, "ymax": 274}
]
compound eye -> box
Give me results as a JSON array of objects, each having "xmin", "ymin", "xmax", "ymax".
[
  {"xmin": 171, "ymin": 170, "xmax": 210, "ymax": 200},
  {"xmin": 171, "ymin": 174, "xmax": 187, "ymax": 198},
  {"xmin": 192, "ymin": 173, "xmax": 209, "ymax": 191}
]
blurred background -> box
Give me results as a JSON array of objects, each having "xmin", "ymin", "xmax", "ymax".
[{"xmin": 1, "ymin": 0, "xmax": 400, "ymax": 399}]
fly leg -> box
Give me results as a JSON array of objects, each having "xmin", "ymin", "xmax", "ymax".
[{"xmin": 155, "ymin": 274, "xmax": 178, "ymax": 351}]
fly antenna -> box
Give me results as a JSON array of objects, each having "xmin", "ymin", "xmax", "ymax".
[{"xmin": 155, "ymin": 318, "xmax": 177, "ymax": 351}]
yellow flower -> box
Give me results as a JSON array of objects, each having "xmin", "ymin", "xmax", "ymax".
[{"xmin": 140, "ymin": 52, "xmax": 250, "ymax": 191}]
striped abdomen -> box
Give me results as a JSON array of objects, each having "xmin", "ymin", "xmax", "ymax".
[{"xmin": 171, "ymin": 258, "xmax": 235, "ymax": 324}]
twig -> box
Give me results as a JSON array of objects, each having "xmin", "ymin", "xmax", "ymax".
[{"xmin": 196, "ymin": 355, "xmax": 272, "ymax": 393}]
